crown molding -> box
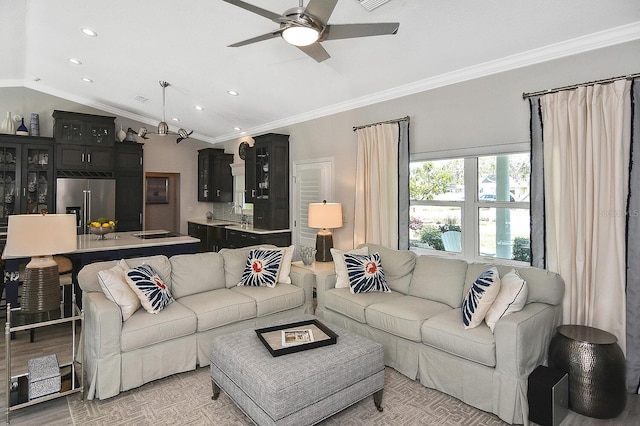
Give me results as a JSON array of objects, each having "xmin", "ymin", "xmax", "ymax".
[
  {"xmin": 3, "ymin": 22, "xmax": 639, "ymax": 145},
  {"xmin": 208, "ymin": 22, "xmax": 640, "ymax": 143}
]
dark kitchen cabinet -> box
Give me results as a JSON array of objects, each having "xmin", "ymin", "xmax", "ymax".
[
  {"xmin": 0, "ymin": 135, "xmax": 55, "ymax": 224},
  {"xmin": 53, "ymin": 110, "xmax": 115, "ymax": 173},
  {"xmin": 115, "ymin": 143, "xmax": 143, "ymax": 231},
  {"xmin": 225, "ymin": 228, "xmax": 291, "ymax": 249},
  {"xmin": 187, "ymin": 222, "xmax": 209, "ymax": 252},
  {"xmin": 197, "ymin": 148, "xmax": 233, "ymax": 202},
  {"xmin": 245, "ymin": 133, "xmax": 289, "ymax": 230}
]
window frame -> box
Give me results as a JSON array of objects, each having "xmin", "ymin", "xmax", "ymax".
[{"xmin": 409, "ymin": 143, "xmax": 531, "ymax": 266}]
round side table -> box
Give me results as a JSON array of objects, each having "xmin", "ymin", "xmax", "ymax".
[{"xmin": 548, "ymin": 325, "xmax": 626, "ymax": 419}]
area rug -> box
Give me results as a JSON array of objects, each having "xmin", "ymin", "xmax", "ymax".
[{"xmin": 67, "ymin": 367, "xmax": 508, "ymax": 425}]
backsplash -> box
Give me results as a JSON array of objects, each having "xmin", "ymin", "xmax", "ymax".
[{"xmin": 209, "ymin": 202, "xmax": 252, "ymax": 224}]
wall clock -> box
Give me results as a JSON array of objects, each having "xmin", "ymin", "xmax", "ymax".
[{"xmin": 238, "ymin": 141, "xmax": 250, "ymax": 160}]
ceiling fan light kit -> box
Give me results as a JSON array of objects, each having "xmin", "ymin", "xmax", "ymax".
[
  {"xmin": 223, "ymin": 0, "xmax": 399, "ymax": 62},
  {"xmin": 138, "ymin": 80, "xmax": 193, "ymax": 143}
]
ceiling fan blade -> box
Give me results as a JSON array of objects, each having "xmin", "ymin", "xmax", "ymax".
[
  {"xmin": 304, "ymin": 0, "xmax": 338, "ymax": 24},
  {"xmin": 229, "ymin": 29, "xmax": 283, "ymax": 47},
  {"xmin": 323, "ymin": 23, "xmax": 399, "ymax": 40},
  {"xmin": 222, "ymin": 0, "xmax": 282, "ymax": 22},
  {"xmin": 296, "ymin": 43, "xmax": 331, "ymax": 63}
]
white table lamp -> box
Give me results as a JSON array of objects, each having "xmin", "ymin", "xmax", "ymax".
[
  {"xmin": 308, "ymin": 201, "xmax": 343, "ymax": 262},
  {"xmin": 3, "ymin": 213, "xmax": 77, "ymax": 313}
]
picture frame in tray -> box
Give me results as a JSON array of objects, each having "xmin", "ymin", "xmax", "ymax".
[{"xmin": 255, "ymin": 319, "xmax": 338, "ymax": 357}]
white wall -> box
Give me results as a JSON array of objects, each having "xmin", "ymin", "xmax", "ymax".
[{"xmin": 2, "ymin": 39, "xmax": 639, "ymax": 243}]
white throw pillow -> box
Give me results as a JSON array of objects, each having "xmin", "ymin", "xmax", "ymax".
[
  {"xmin": 97, "ymin": 259, "xmax": 140, "ymax": 321},
  {"xmin": 485, "ymin": 269, "xmax": 528, "ymax": 333},
  {"xmin": 331, "ymin": 247, "xmax": 369, "ymax": 288},
  {"xmin": 260, "ymin": 245, "xmax": 294, "ymax": 284},
  {"xmin": 462, "ymin": 267, "xmax": 501, "ymax": 329}
]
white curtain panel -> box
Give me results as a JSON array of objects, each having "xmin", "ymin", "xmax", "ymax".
[
  {"xmin": 541, "ymin": 80, "xmax": 631, "ymax": 352},
  {"xmin": 354, "ymin": 123, "xmax": 399, "ymax": 248}
]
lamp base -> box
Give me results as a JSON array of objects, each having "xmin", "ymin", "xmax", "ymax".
[
  {"xmin": 22, "ymin": 257, "xmax": 61, "ymax": 314},
  {"xmin": 315, "ymin": 230, "xmax": 334, "ymax": 262}
]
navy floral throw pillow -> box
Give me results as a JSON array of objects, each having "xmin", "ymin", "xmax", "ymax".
[
  {"xmin": 343, "ymin": 252, "xmax": 390, "ymax": 294},
  {"xmin": 125, "ymin": 264, "xmax": 174, "ymax": 314},
  {"xmin": 238, "ymin": 249, "xmax": 283, "ymax": 288},
  {"xmin": 461, "ymin": 267, "xmax": 501, "ymax": 329}
]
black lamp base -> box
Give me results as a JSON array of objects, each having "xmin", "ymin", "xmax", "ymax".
[{"xmin": 315, "ymin": 231, "xmax": 334, "ymax": 262}]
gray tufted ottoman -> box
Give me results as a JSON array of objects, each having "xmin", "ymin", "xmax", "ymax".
[{"xmin": 210, "ymin": 317, "xmax": 384, "ymax": 426}]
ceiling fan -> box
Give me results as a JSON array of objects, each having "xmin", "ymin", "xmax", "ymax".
[{"xmin": 222, "ymin": 0, "xmax": 399, "ymax": 62}]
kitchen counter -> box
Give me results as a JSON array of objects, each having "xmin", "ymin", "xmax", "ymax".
[
  {"xmin": 187, "ymin": 218, "xmax": 291, "ymax": 234},
  {"xmin": 76, "ymin": 230, "xmax": 199, "ymax": 252}
]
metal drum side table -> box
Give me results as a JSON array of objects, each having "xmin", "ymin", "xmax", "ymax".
[{"xmin": 548, "ymin": 325, "xmax": 626, "ymax": 419}]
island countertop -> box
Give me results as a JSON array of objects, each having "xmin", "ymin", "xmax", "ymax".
[
  {"xmin": 76, "ymin": 230, "xmax": 200, "ymax": 252},
  {"xmin": 187, "ymin": 218, "xmax": 291, "ymax": 235}
]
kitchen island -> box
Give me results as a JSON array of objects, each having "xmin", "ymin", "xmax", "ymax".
[{"xmin": 2, "ymin": 230, "xmax": 200, "ymax": 314}]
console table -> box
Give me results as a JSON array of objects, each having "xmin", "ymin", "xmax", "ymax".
[{"xmin": 2, "ymin": 231, "xmax": 200, "ymax": 314}]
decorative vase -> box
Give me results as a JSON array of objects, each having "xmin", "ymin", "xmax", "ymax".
[
  {"xmin": 117, "ymin": 125, "xmax": 126, "ymax": 142},
  {"xmin": 16, "ymin": 117, "xmax": 29, "ymax": 136},
  {"xmin": 30, "ymin": 113, "xmax": 40, "ymax": 137},
  {"xmin": 1, "ymin": 112, "xmax": 15, "ymax": 135},
  {"xmin": 299, "ymin": 246, "xmax": 317, "ymax": 266}
]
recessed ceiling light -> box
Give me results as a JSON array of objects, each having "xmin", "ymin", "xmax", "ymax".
[
  {"xmin": 233, "ymin": 126, "xmax": 242, "ymax": 131},
  {"xmin": 81, "ymin": 28, "xmax": 98, "ymax": 37},
  {"xmin": 194, "ymin": 105, "xmax": 204, "ymax": 111},
  {"xmin": 171, "ymin": 117, "xmax": 180, "ymax": 122},
  {"xmin": 81, "ymin": 77, "xmax": 93, "ymax": 83},
  {"xmin": 227, "ymin": 90, "xmax": 239, "ymax": 96},
  {"xmin": 68, "ymin": 58, "xmax": 82, "ymax": 65}
]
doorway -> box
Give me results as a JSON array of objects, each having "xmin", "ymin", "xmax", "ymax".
[{"xmin": 144, "ymin": 172, "xmax": 180, "ymax": 233}]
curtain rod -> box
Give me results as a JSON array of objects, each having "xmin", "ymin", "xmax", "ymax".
[
  {"xmin": 522, "ymin": 72, "xmax": 640, "ymax": 99},
  {"xmin": 352, "ymin": 116, "xmax": 410, "ymax": 131}
]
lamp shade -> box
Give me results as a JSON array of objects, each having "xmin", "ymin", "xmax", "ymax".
[
  {"xmin": 2, "ymin": 214, "xmax": 77, "ymax": 258},
  {"xmin": 308, "ymin": 202, "xmax": 343, "ymax": 229}
]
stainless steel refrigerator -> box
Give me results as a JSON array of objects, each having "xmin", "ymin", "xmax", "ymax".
[{"xmin": 56, "ymin": 178, "xmax": 116, "ymax": 234}]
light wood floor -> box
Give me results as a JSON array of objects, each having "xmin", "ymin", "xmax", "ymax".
[{"xmin": 0, "ymin": 322, "xmax": 638, "ymax": 425}]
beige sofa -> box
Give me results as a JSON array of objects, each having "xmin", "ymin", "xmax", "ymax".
[
  {"xmin": 315, "ymin": 243, "xmax": 564, "ymax": 425},
  {"xmin": 78, "ymin": 247, "xmax": 314, "ymax": 400}
]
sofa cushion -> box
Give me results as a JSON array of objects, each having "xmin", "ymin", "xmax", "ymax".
[
  {"xmin": 177, "ymin": 289, "xmax": 257, "ymax": 332},
  {"xmin": 485, "ymin": 269, "xmax": 528, "ymax": 332},
  {"xmin": 422, "ymin": 308, "xmax": 496, "ymax": 367},
  {"xmin": 344, "ymin": 252, "xmax": 390, "ymax": 294},
  {"xmin": 232, "ymin": 283, "xmax": 305, "ymax": 317},
  {"xmin": 78, "ymin": 255, "xmax": 172, "ymax": 294},
  {"xmin": 358, "ymin": 243, "xmax": 416, "ymax": 294},
  {"xmin": 331, "ymin": 247, "xmax": 368, "ymax": 289},
  {"xmin": 125, "ymin": 264, "xmax": 174, "ymax": 314},
  {"xmin": 408, "ymin": 256, "xmax": 468, "ymax": 308},
  {"xmin": 462, "ymin": 267, "xmax": 501, "ymax": 329},
  {"xmin": 170, "ymin": 252, "xmax": 225, "ymax": 298},
  {"xmin": 366, "ymin": 295, "xmax": 451, "ymax": 342},
  {"xmin": 97, "ymin": 259, "xmax": 140, "ymax": 321},
  {"xmin": 324, "ymin": 287, "xmax": 404, "ymax": 323},
  {"xmin": 121, "ymin": 300, "xmax": 196, "ymax": 352},
  {"xmin": 220, "ymin": 245, "xmax": 277, "ymax": 289}
]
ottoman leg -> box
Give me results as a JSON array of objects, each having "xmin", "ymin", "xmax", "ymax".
[
  {"xmin": 211, "ymin": 379, "xmax": 220, "ymax": 400},
  {"xmin": 373, "ymin": 389, "xmax": 384, "ymax": 412}
]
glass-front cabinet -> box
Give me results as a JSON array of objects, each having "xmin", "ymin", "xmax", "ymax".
[{"xmin": 0, "ymin": 135, "xmax": 55, "ymax": 223}]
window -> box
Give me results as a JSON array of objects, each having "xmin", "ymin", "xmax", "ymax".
[{"xmin": 409, "ymin": 153, "xmax": 530, "ymax": 264}]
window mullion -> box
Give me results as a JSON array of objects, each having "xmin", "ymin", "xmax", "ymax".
[{"xmin": 463, "ymin": 158, "xmax": 477, "ymax": 259}]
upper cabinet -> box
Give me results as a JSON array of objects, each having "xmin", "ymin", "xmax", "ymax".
[
  {"xmin": 245, "ymin": 133, "xmax": 289, "ymax": 230},
  {"xmin": 115, "ymin": 143, "xmax": 144, "ymax": 231},
  {"xmin": 198, "ymin": 148, "xmax": 233, "ymax": 202},
  {"xmin": 53, "ymin": 110, "xmax": 115, "ymax": 173},
  {"xmin": 0, "ymin": 135, "xmax": 55, "ymax": 223}
]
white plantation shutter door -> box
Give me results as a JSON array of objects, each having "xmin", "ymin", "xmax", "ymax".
[{"xmin": 294, "ymin": 161, "xmax": 332, "ymax": 250}]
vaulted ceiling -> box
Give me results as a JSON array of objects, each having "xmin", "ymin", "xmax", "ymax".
[{"xmin": 1, "ymin": 0, "xmax": 639, "ymax": 144}]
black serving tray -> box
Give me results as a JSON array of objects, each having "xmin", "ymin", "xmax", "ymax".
[{"xmin": 255, "ymin": 319, "xmax": 338, "ymax": 357}]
